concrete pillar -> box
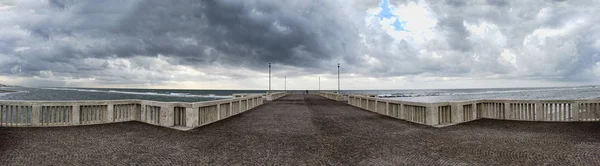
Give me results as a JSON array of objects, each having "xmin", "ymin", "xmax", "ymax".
[
  {"xmin": 239, "ymin": 100, "xmax": 242, "ymax": 113},
  {"xmin": 472, "ymin": 103, "xmax": 478, "ymax": 119},
  {"xmin": 106, "ymin": 104, "xmax": 114, "ymax": 123},
  {"xmin": 161, "ymin": 105, "xmax": 174, "ymax": 127},
  {"xmin": 451, "ymin": 104, "xmax": 462, "ymax": 123},
  {"xmin": 504, "ymin": 103, "xmax": 511, "ymax": 120},
  {"xmin": 140, "ymin": 104, "xmax": 146, "ymax": 122},
  {"xmin": 358, "ymin": 98, "xmax": 362, "ymax": 108},
  {"xmin": 385, "ymin": 102, "xmax": 390, "ymax": 116},
  {"xmin": 216, "ymin": 104, "xmax": 221, "ymax": 120},
  {"xmin": 72, "ymin": 105, "xmax": 80, "ymax": 125},
  {"xmin": 131, "ymin": 104, "xmax": 139, "ymax": 121},
  {"xmin": 229, "ymin": 102, "xmax": 234, "ymax": 115},
  {"xmin": 374, "ymin": 100, "xmax": 378, "ymax": 113},
  {"xmin": 186, "ymin": 107, "xmax": 198, "ymax": 128},
  {"xmin": 31, "ymin": 105, "xmax": 41, "ymax": 126},
  {"xmin": 426, "ymin": 106, "xmax": 438, "ymax": 126},
  {"xmin": 535, "ymin": 102, "xmax": 543, "ymax": 121},
  {"xmin": 399, "ymin": 104, "xmax": 405, "ymax": 119},
  {"xmin": 572, "ymin": 102, "xmax": 580, "ymax": 121}
]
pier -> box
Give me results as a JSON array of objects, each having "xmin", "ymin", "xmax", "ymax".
[{"xmin": 1, "ymin": 94, "xmax": 600, "ymax": 164}]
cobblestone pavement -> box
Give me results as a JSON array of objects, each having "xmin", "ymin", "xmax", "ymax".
[{"xmin": 1, "ymin": 94, "xmax": 600, "ymax": 165}]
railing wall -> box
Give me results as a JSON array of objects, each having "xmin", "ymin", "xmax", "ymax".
[
  {"xmin": 318, "ymin": 92, "xmax": 345, "ymax": 101},
  {"xmin": 266, "ymin": 92, "xmax": 287, "ymax": 101},
  {"xmin": 347, "ymin": 95, "xmax": 600, "ymax": 127},
  {"xmin": 0, "ymin": 94, "xmax": 266, "ymax": 129}
]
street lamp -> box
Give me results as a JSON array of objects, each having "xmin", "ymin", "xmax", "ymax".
[
  {"xmin": 337, "ymin": 63, "xmax": 340, "ymax": 94},
  {"xmin": 269, "ymin": 63, "xmax": 271, "ymax": 94},
  {"xmin": 284, "ymin": 76, "xmax": 287, "ymax": 93}
]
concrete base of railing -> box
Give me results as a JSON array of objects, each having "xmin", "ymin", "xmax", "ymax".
[
  {"xmin": 0, "ymin": 94, "xmax": 266, "ymax": 131},
  {"xmin": 266, "ymin": 92, "xmax": 287, "ymax": 101},
  {"xmin": 344, "ymin": 95, "xmax": 600, "ymax": 128}
]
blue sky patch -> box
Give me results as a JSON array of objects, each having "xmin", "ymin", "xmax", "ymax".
[{"xmin": 376, "ymin": 0, "xmax": 407, "ymax": 31}]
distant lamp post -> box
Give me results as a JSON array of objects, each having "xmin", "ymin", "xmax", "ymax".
[
  {"xmin": 337, "ymin": 63, "xmax": 340, "ymax": 94},
  {"xmin": 269, "ymin": 63, "xmax": 271, "ymax": 94},
  {"xmin": 284, "ymin": 76, "xmax": 287, "ymax": 93},
  {"xmin": 318, "ymin": 77, "xmax": 320, "ymax": 92}
]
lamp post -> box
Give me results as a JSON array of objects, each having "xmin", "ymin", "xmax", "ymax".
[
  {"xmin": 318, "ymin": 77, "xmax": 320, "ymax": 92},
  {"xmin": 284, "ymin": 76, "xmax": 287, "ymax": 93},
  {"xmin": 269, "ymin": 63, "xmax": 271, "ymax": 94},
  {"xmin": 337, "ymin": 63, "xmax": 340, "ymax": 94}
]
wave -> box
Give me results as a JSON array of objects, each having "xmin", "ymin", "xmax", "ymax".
[
  {"xmin": 449, "ymin": 86, "xmax": 596, "ymax": 96},
  {"xmin": 43, "ymin": 88, "xmax": 231, "ymax": 99},
  {"xmin": 0, "ymin": 90, "xmax": 28, "ymax": 97},
  {"xmin": 381, "ymin": 86, "xmax": 599, "ymax": 98}
]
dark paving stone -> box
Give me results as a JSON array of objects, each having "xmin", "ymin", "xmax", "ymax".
[{"xmin": 1, "ymin": 94, "xmax": 600, "ymax": 165}]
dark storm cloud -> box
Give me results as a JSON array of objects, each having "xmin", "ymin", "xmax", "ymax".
[
  {"xmin": 1, "ymin": 0, "xmax": 600, "ymax": 87},
  {"xmin": 0, "ymin": 0, "xmax": 370, "ymax": 85},
  {"xmin": 1, "ymin": 0, "xmax": 368, "ymax": 84}
]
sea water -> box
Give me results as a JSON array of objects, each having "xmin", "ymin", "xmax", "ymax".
[{"xmin": 0, "ymin": 86, "xmax": 599, "ymax": 103}]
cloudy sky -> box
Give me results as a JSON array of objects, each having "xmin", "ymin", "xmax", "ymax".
[{"xmin": 1, "ymin": 0, "xmax": 599, "ymax": 90}]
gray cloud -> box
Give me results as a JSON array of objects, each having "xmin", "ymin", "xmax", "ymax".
[{"xmin": 0, "ymin": 0, "xmax": 599, "ymax": 87}]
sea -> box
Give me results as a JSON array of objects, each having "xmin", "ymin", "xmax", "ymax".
[{"xmin": 0, "ymin": 86, "xmax": 600, "ymax": 103}]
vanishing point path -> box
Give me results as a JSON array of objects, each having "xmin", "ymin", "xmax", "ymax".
[{"xmin": 1, "ymin": 94, "xmax": 600, "ymax": 165}]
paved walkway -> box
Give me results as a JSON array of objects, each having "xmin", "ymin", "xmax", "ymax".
[{"xmin": 1, "ymin": 94, "xmax": 600, "ymax": 165}]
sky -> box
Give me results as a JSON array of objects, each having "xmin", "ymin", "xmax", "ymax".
[{"xmin": 0, "ymin": 0, "xmax": 599, "ymax": 90}]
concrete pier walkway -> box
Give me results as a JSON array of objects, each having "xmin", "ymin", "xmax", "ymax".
[{"xmin": 1, "ymin": 94, "xmax": 600, "ymax": 165}]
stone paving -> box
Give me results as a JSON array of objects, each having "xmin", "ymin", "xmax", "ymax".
[{"xmin": 1, "ymin": 94, "xmax": 600, "ymax": 165}]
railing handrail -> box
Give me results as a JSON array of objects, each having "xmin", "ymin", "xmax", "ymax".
[
  {"xmin": 0, "ymin": 94, "xmax": 263, "ymax": 106},
  {"xmin": 347, "ymin": 94, "xmax": 600, "ymax": 105}
]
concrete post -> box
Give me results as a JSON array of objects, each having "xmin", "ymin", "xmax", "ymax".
[
  {"xmin": 452, "ymin": 103, "xmax": 462, "ymax": 123},
  {"xmin": 483, "ymin": 103, "xmax": 489, "ymax": 118},
  {"xmin": 239, "ymin": 100, "xmax": 242, "ymax": 113},
  {"xmin": 374, "ymin": 100, "xmax": 378, "ymax": 113},
  {"xmin": 140, "ymin": 104, "xmax": 146, "ymax": 122},
  {"xmin": 246, "ymin": 99, "xmax": 249, "ymax": 111},
  {"xmin": 186, "ymin": 107, "xmax": 198, "ymax": 128},
  {"xmin": 229, "ymin": 102, "xmax": 234, "ymax": 115},
  {"xmin": 504, "ymin": 103, "xmax": 511, "ymax": 120},
  {"xmin": 216, "ymin": 104, "xmax": 221, "ymax": 120},
  {"xmin": 161, "ymin": 105, "xmax": 174, "ymax": 127},
  {"xmin": 535, "ymin": 102, "xmax": 543, "ymax": 121},
  {"xmin": 572, "ymin": 102, "xmax": 580, "ymax": 121},
  {"xmin": 72, "ymin": 105, "xmax": 80, "ymax": 125},
  {"xmin": 132, "ymin": 104, "xmax": 139, "ymax": 121},
  {"xmin": 31, "ymin": 105, "xmax": 41, "ymax": 126},
  {"xmin": 473, "ymin": 103, "xmax": 478, "ymax": 119},
  {"xmin": 358, "ymin": 98, "xmax": 362, "ymax": 108},
  {"xmin": 385, "ymin": 102, "xmax": 390, "ymax": 116},
  {"xmin": 106, "ymin": 104, "xmax": 114, "ymax": 123},
  {"xmin": 426, "ymin": 106, "xmax": 438, "ymax": 126},
  {"xmin": 399, "ymin": 104, "xmax": 405, "ymax": 119}
]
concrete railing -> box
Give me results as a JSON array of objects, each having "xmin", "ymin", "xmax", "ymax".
[
  {"xmin": 0, "ymin": 94, "xmax": 265, "ymax": 130},
  {"xmin": 318, "ymin": 92, "xmax": 345, "ymax": 101},
  {"xmin": 348, "ymin": 95, "xmax": 600, "ymax": 127},
  {"xmin": 266, "ymin": 92, "xmax": 287, "ymax": 101}
]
